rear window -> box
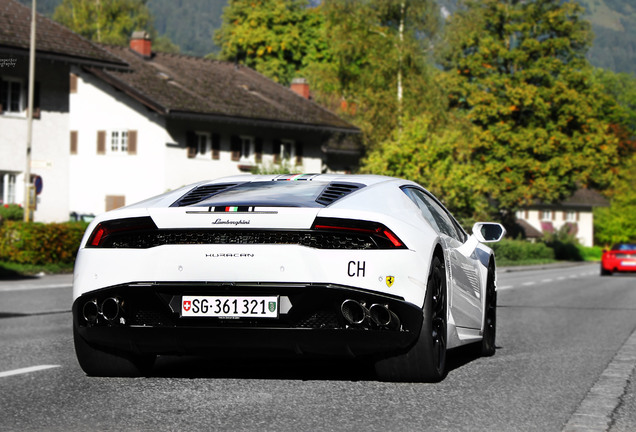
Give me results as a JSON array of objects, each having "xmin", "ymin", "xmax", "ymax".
[
  {"xmin": 195, "ymin": 181, "xmax": 331, "ymax": 208},
  {"xmin": 612, "ymin": 244, "xmax": 636, "ymax": 251}
]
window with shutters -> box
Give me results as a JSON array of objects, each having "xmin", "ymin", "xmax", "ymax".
[
  {"xmin": 103, "ymin": 130, "xmax": 137, "ymax": 155},
  {"xmin": 0, "ymin": 77, "xmax": 39, "ymax": 118},
  {"xmin": 110, "ymin": 131, "xmax": 128, "ymax": 153},
  {"xmin": 0, "ymin": 77, "xmax": 25, "ymax": 115},
  {"xmin": 230, "ymin": 136, "xmax": 255, "ymax": 163},
  {"xmin": 274, "ymin": 139, "xmax": 302, "ymax": 165}
]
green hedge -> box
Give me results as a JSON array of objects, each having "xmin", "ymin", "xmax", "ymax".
[
  {"xmin": 0, "ymin": 221, "xmax": 88, "ymax": 265},
  {"xmin": 0, "ymin": 204, "xmax": 24, "ymax": 221},
  {"xmin": 491, "ymin": 239, "xmax": 555, "ymax": 262}
]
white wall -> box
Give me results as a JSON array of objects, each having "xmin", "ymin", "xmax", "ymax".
[{"xmin": 69, "ymin": 68, "xmax": 170, "ymax": 216}]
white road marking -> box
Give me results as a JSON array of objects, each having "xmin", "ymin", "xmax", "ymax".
[
  {"xmin": 522, "ymin": 281, "xmax": 536, "ymax": 286},
  {"xmin": 497, "ymin": 285, "xmax": 513, "ymax": 291},
  {"xmin": 0, "ymin": 365, "xmax": 61, "ymax": 378},
  {"xmin": 541, "ymin": 279, "xmax": 553, "ymax": 283},
  {"xmin": 0, "ymin": 284, "xmax": 71, "ymax": 292}
]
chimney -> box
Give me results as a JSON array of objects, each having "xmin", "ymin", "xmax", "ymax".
[
  {"xmin": 130, "ymin": 31, "xmax": 152, "ymax": 58},
  {"xmin": 290, "ymin": 78, "xmax": 310, "ymax": 99}
]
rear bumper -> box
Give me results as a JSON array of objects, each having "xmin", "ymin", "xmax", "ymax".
[
  {"xmin": 602, "ymin": 259, "xmax": 636, "ymax": 272},
  {"xmin": 73, "ymin": 282, "xmax": 423, "ymax": 358}
]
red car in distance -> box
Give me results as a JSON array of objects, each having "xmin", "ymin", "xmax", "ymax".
[{"xmin": 601, "ymin": 243, "xmax": 636, "ymax": 276}]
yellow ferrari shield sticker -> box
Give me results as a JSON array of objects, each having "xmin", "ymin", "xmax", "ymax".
[{"xmin": 386, "ymin": 276, "xmax": 395, "ymax": 288}]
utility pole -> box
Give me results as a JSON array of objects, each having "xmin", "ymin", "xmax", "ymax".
[{"xmin": 24, "ymin": 0, "xmax": 36, "ymax": 222}]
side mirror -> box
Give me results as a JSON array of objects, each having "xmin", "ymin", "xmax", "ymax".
[{"xmin": 472, "ymin": 222, "xmax": 506, "ymax": 243}]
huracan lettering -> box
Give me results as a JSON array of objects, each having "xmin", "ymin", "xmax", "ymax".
[
  {"xmin": 212, "ymin": 219, "xmax": 250, "ymax": 225},
  {"xmin": 205, "ymin": 253, "xmax": 255, "ymax": 258}
]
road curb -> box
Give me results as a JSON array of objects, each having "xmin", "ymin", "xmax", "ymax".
[{"xmin": 562, "ymin": 326, "xmax": 636, "ymax": 432}]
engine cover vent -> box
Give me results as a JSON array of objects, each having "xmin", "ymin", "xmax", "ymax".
[
  {"xmin": 172, "ymin": 183, "xmax": 241, "ymax": 207},
  {"xmin": 315, "ymin": 183, "xmax": 363, "ymax": 206}
]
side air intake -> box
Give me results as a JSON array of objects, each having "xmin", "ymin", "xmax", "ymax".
[
  {"xmin": 315, "ymin": 183, "xmax": 363, "ymax": 206},
  {"xmin": 171, "ymin": 183, "xmax": 241, "ymax": 207}
]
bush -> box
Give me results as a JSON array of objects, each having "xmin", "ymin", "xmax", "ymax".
[
  {"xmin": 577, "ymin": 245, "xmax": 603, "ymax": 261},
  {"xmin": 0, "ymin": 221, "xmax": 88, "ymax": 265},
  {"xmin": 0, "ymin": 204, "xmax": 24, "ymax": 221},
  {"xmin": 491, "ymin": 239, "xmax": 555, "ymax": 263},
  {"xmin": 542, "ymin": 225, "xmax": 583, "ymax": 261}
]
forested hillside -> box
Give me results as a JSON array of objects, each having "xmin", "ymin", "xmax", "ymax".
[{"xmin": 20, "ymin": 0, "xmax": 636, "ymax": 72}]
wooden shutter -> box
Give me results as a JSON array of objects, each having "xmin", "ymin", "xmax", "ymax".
[
  {"xmin": 127, "ymin": 130, "xmax": 137, "ymax": 155},
  {"xmin": 70, "ymin": 73, "xmax": 78, "ymax": 94},
  {"xmin": 105, "ymin": 195, "xmax": 125, "ymax": 211},
  {"xmin": 70, "ymin": 131, "xmax": 78, "ymax": 155},
  {"xmin": 230, "ymin": 135, "xmax": 241, "ymax": 161},
  {"xmin": 97, "ymin": 130, "xmax": 106, "ymax": 155},
  {"xmin": 272, "ymin": 140, "xmax": 281, "ymax": 164},
  {"xmin": 552, "ymin": 210, "xmax": 556, "ymax": 221},
  {"xmin": 211, "ymin": 133, "xmax": 220, "ymax": 160},
  {"xmin": 295, "ymin": 142, "xmax": 303, "ymax": 165},
  {"xmin": 255, "ymin": 137, "xmax": 263, "ymax": 163},
  {"xmin": 34, "ymin": 82, "xmax": 40, "ymax": 119},
  {"xmin": 186, "ymin": 131, "xmax": 196, "ymax": 158}
]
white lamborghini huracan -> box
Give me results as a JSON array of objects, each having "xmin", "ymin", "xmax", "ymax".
[{"xmin": 72, "ymin": 174, "xmax": 505, "ymax": 382}]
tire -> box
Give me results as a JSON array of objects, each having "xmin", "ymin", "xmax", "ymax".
[
  {"xmin": 73, "ymin": 325, "xmax": 155, "ymax": 377},
  {"xmin": 600, "ymin": 265, "xmax": 612, "ymax": 276},
  {"xmin": 375, "ymin": 255, "xmax": 447, "ymax": 382},
  {"xmin": 479, "ymin": 264, "xmax": 497, "ymax": 357}
]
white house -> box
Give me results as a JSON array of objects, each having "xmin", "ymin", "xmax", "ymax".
[
  {"xmin": 1, "ymin": 1, "xmax": 360, "ymax": 222},
  {"xmin": 68, "ymin": 33, "xmax": 359, "ymax": 217},
  {"xmin": 514, "ymin": 188, "xmax": 609, "ymax": 247},
  {"xmin": 0, "ymin": 0, "xmax": 127, "ymax": 222}
]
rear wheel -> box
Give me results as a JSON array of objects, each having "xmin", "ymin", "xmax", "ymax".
[
  {"xmin": 375, "ymin": 255, "xmax": 447, "ymax": 382},
  {"xmin": 73, "ymin": 326, "xmax": 155, "ymax": 377},
  {"xmin": 600, "ymin": 265, "xmax": 612, "ymax": 276}
]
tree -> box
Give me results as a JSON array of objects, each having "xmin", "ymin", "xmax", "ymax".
[
  {"xmin": 437, "ymin": 0, "xmax": 623, "ymax": 212},
  {"xmin": 307, "ymin": 0, "xmax": 442, "ymax": 148},
  {"xmin": 363, "ymin": 114, "xmax": 490, "ymax": 222},
  {"xmin": 214, "ymin": 0, "xmax": 321, "ymax": 85},
  {"xmin": 594, "ymin": 152, "xmax": 636, "ymax": 245},
  {"xmin": 53, "ymin": 0, "xmax": 159, "ymax": 47}
]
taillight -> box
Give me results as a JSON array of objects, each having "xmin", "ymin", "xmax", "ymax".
[
  {"xmin": 86, "ymin": 217, "xmax": 157, "ymax": 248},
  {"xmin": 312, "ymin": 217, "xmax": 406, "ymax": 249}
]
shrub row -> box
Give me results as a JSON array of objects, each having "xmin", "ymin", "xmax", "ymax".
[
  {"xmin": 491, "ymin": 239, "xmax": 555, "ymax": 262},
  {"xmin": 0, "ymin": 221, "xmax": 88, "ymax": 265}
]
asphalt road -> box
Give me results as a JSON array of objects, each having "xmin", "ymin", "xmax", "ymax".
[{"xmin": 0, "ymin": 263, "xmax": 635, "ymax": 432}]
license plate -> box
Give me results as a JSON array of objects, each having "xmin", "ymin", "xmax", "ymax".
[
  {"xmin": 181, "ymin": 296, "xmax": 279, "ymax": 318},
  {"xmin": 621, "ymin": 261, "xmax": 636, "ymax": 266}
]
